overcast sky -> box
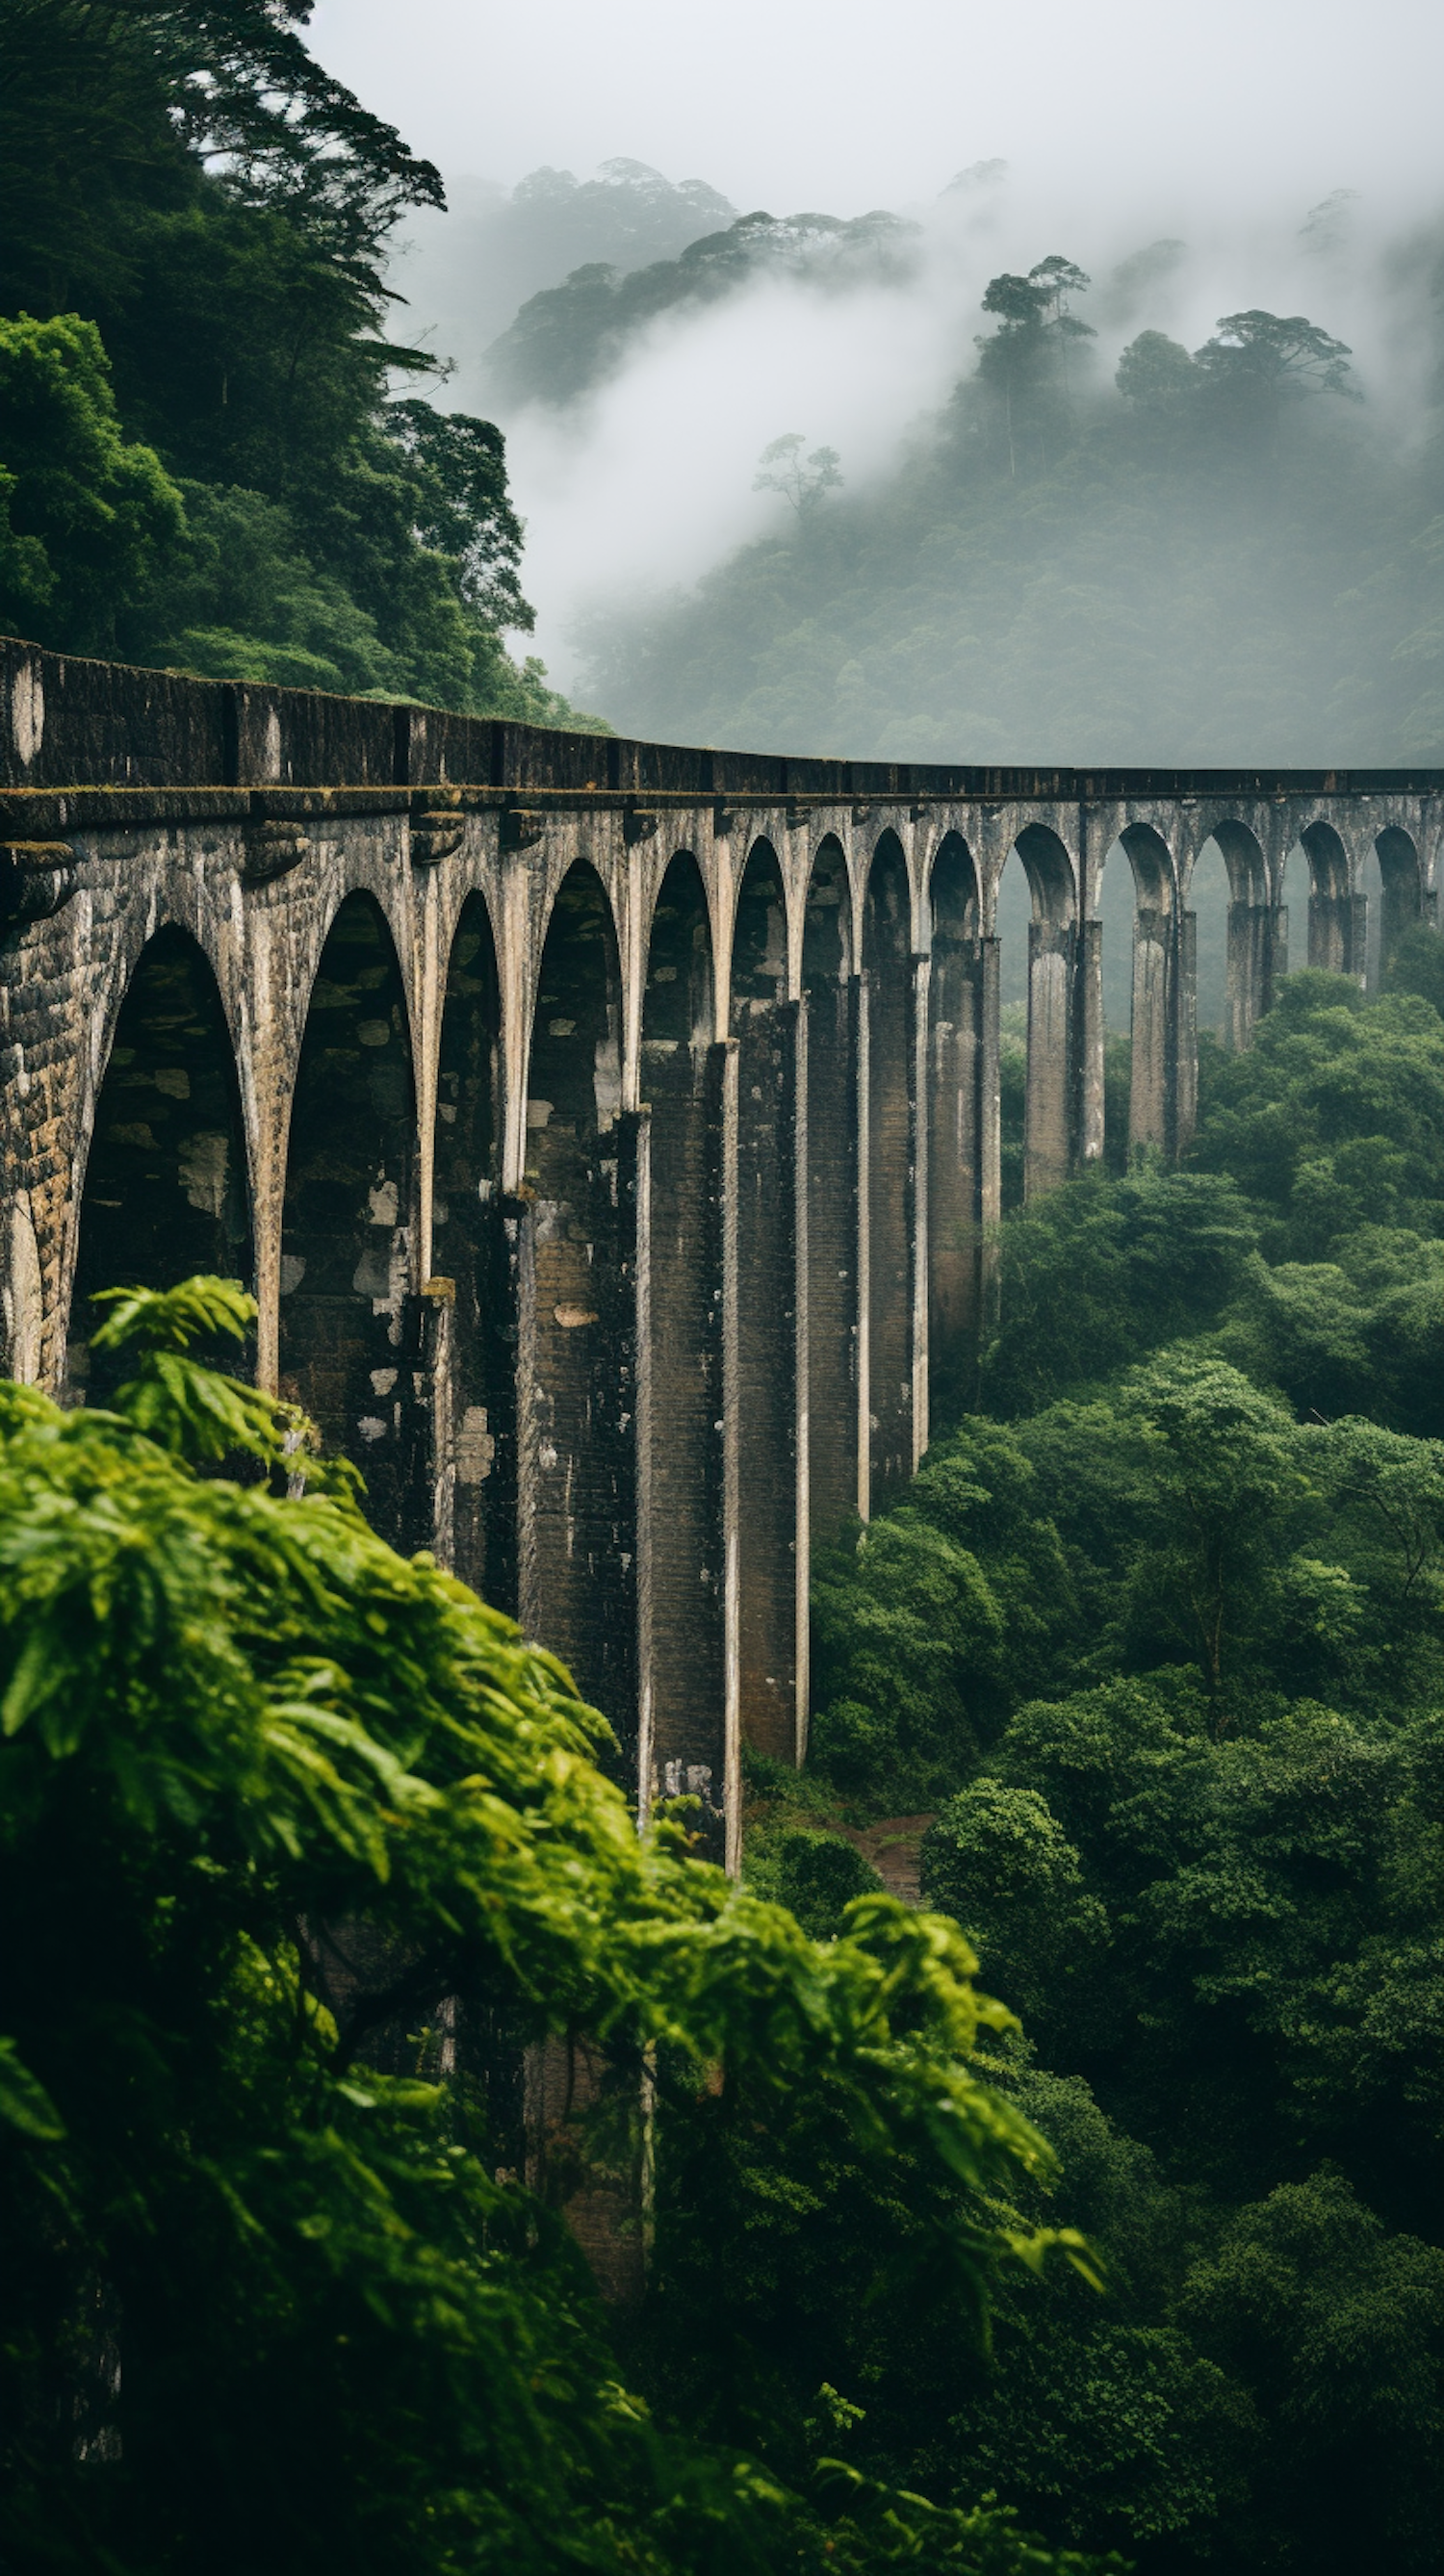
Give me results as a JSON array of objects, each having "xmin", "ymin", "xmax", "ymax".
[{"xmin": 309, "ymin": 0, "xmax": 1440, "ymax": 218}]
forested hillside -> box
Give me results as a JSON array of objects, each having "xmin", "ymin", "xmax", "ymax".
[
  {"xmin": 739, "ymin": 950, "xmax": 1444, "ymax": 2571},
  {"xmin": 573, "ymin": 235, "xmax": 1444, "ymax": 763},
  {"xmin": 0, "ymin": 0, "xmax": 601, "ymax": 722}
]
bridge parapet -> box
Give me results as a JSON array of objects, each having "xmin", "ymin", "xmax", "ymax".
[{"xmin": 4, "ymin": 636, "xmax": 1442, "ymax": 1855}]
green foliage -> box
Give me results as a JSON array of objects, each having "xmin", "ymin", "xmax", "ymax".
[
  {"xmin": 483, "ymin": 209, "xmax": 918, "ymax": 411},
  {"xmin": 980, "ymin": 1164, "xmax": 1258, "ymax": 1416},
  {"xmin": 0, "ymin": 311, "xmax": 183, "ymax": 652},
  {"xmin": 0, "ymin": 0, "xmax": 604, "ymax": 725},
  {"xmin": 744, "ymin": 1825, "xmax": 884, "ymax": 1940},
  {"xmin": 920, "ymin": 1784, "xmax": 1108, "ymax": 2034},
  {"xmin": 580, "ymin": 243, "xmax": 1420, "ymax": 763},
  {"xmin": 0, "ymin": 1275, "xmax": 1100, "ymax": 2576},
  {"xmin": 785, "ymin": 966, "xmax": 1444, "ymax": 2567}
]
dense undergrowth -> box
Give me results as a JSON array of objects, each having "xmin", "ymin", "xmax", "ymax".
[
  {"xmin": 0, "ymin": 1278, "xmax": 1110, "ymax": 2576},
  {"xmin": 732, "ymin": 948, "xmax": 1444, "ymax": 2570}
]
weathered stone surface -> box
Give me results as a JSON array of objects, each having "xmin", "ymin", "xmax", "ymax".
[{"xmin": 3, "ymin": 639, "xmax": 1442, "ymax": 1852}]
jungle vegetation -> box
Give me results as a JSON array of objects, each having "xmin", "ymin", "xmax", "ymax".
[
  {"xmin": 735, "ymin": 953, "xmax": 1444, "ymax": 2571},
  {"xmin": 0, "ymin": 1276, "xmax": 1108, "ymax": 2576},
  {"xmin": 0, "ymin": 0, "xmax": 601, "ymax": 722},
  {"xmin": 578, "ymin": 244, "xmax": 1444, "ymax": 765}
]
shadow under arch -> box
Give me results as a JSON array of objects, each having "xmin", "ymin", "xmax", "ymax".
[
  {"xmin": 927, "ymin": 832, "xmax": 983, "ymax": 1426},
  {"xmin": 1105, "ymin": 822, "xmax": 1179, "ymax": 1156},
  {"xmin": 863, "ymin": 831, "xmax": 915, "ymax": 1506},
  {"xmin": 523, "ymin": 859, "xmax": 633, "ymax": 1739},
  {"xmin": 279, "ymin": 890, "xmax": 419, "ymax": 1551},
  {"xmin": 730, "ymin": 837, "xmax": 801, "ymax": 1765},
  {"xmin": 70, "ymin": 922, "xmax": 252, "ymax": 1401},
  {"xmin": 1374, "ymin": 827, "xmax": 1423, "ymax": 983},
  {"xmin": 641, "ymin": 850, "xmax": 725, "ymax": 1824},
  {"xmin": 1195, "ymin": 821, "xmax": 1274, "ymax": 1052},
  {"xmin": 1296, "ymin": 821, "xmax": 1357, "ymax": 976},
  {"xmin": 1010, "ymin": 822, "xmax": 1076, "ymax": 1199},
  {"xmin": 803, "ymin": 834, "xmax": 860, "ymax": 1548},
  {"xmin": 433, "ymin": 889, "xmax": 508, "ymax": 1611}
]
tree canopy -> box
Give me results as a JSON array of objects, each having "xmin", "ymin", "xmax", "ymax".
[
  {"xmin": 0, "ymin": 0, "xmax": 602, "ymax": 723},
  {"xmin": 0, "ymin": 1277, "xmax": 1104, "ymax": 2576}
]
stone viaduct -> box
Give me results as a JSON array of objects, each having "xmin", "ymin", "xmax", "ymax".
[{"xmin": 3, "ymin": 635, "xmax": 1441, "ymax": 1862}]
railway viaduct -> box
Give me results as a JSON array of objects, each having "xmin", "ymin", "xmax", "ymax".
[{"xmin": 3, "ymin": 634, "xmax": 1441, "ymax": 1863}]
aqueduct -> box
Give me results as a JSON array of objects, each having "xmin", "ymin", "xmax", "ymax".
[{"xmin": 3, "ymin": 635, "xmax": 1440, "ymax": 1860}]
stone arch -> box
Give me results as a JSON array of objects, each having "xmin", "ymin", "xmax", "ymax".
[
  {"xmin": 523, "ymin": 859, "xmax": 633, "ymax": 1735},
  {"xmin": 1373, "ymin": 827, "xmax": 1423, "ymax": 983},
  {"xmin": 730, "ymin": 837, "xmax": 801, "ymax": 1764},
  {"xmin": 1291, "ymin": 821, "xmax": 1357, "ymax": 976},
  {"xmin": 433, "ymin": 889, "xmax": 507, "ymax": 1609},
  {"xmin": 731, "ymin": 836, "xmax": 789, "ymax": 1010},
  {"xmin": 803, "ymin": 832, "xmax": 854, "ymax": 987},
  {"xmin": 279, "ymin": 891, "xmax": 419, "ymax": 1549},
  {"xmin": 1009, "ymin": 824, "xmax": 1076, "ymax": 1199},
  {"xmin": 70, "ymin": 922, "xmax": 253, "ymax": 1401},
  {"xmin": 1100, "ymin": 824, "xmax": 1177, "ymax": 1155},
  {"xmin": 804, "ymin": 834, "xmax": 859, "ymax": 1548},
  {"xmin": 926, "ymin": 832, "xmax": 983, "ymax": 1422},
  {"xmin": 863, "ymin": 831, "xmax": 915, "ymax": 1505},
  {"xmin": 640, "ymin": 850, "xmax": 725, "ymax": 1822},
  {"xmin": 1194, "ymin": 821, "xmax": 1273, "ymax": 1049}
]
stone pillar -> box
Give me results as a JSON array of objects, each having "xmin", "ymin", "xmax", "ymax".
[
  {"xmin": 927, "ymin": 936, "xmax": 985, "ymax": 1424},
  {"xmin": 1225, "ymin": 902, "xmax": 1273, "ymax": 1051},
  {"xmin": 910, "ymin": 953, "xmax": 930, "ymax": 1470},
  {"xmin": 1076, "ymin": 915, "xmax": 1105, "ymax": 1166},
  {"xmin": 1025, "ymin": 921, "xmax": 1073, "ymax": 1198},
  {"xmin": 1173, "ymin": 910, "xmax": 1198, "ymax": 1155},
  {"xmin": 515, "ymin": 1110, "xmax": 642, "ymax": 1783},
  {"xmin": 1129, "ymin": 906, "xmax": 1171, "ymax": 1152},
  {"xmin": 1268, "ymin": 903, "xmax": 1289, "ymax": 996},
  {"xmin": 864, "ymin": 952, "xmax": 916, "ymax": 1506},
  {"xmin": 977, "ymin": 935, "xmax": 1002, "ymax": 1328},
  {"xmin": 855, "ymin": 975, "xmax": 872, "ymax": 1525},
  {"xmin": 732, "ymin": 997, "xmax": 802, "ymax": 1765},
  {"xmin": 806, "ymin": 975, "xmax": 862, "ymax": 1544},
  {"xmin": 1307, "ymin": 889, "xmax": 1354, "ymax": 975},
  {"xmin": 633, "ymin": 1032, "xmax": 729, "ymax": 1857}
]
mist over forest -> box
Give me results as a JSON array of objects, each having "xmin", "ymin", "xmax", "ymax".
[{"xmin": 394, "ymin": 156, "xmax": 1444, "ymax": 765}]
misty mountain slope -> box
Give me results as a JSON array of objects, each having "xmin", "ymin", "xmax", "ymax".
[
  {"xmin": 390, "ymin": 158, "xmax": 735, "ymax": 404},
  {"xmin": 577, "ymin": 271, "xmax": 1444, "ymax": 765},
  {"xmin": 481, "ymin": 206, "xmax": 921, "ymax": 410}
]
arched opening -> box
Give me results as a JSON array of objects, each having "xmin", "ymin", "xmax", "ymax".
[
  {"xmin": 1117, "ymin": 827, "xmax": 1176, "ymax": 1156},
  {"xmin": 803, "ymin": 836, "xmax": 858, "ymax": 1547},
  {"xmin": 730, "ymin": 839, "xmax": 799, "ymax": 1762},
  {"xmin": 1096, "ymin": 841, "xmax": 1136, "ymax": 1171},
  {"xmin": 1375, "ymin": 828, "xmax": 1422, "ymax": 987},
  {"xmin": 641, "ymin": 852, "xmax": 723, "ymax": 1810},
  {"xmin": 523, "ymin": 863, "xmax": 632, "ymax": 1733},
  {"xmin": 70, "ymin": 924, "xmax": 251, "ymax": 1400},
  {"xmin": 1190, "ymin": 839, "xmax": 1232, "ymax": 1043},
  {"xmin": 1296, "ymin": 823, "xmax": 1355, "ymax": 977},
  {"xmin": 863, "ymin": 832, "xmax": 915, "ymax": 1507},
  {"xmin": 1208, "ymin": 821, "xmax": 1273, "ymax": 1046},
  {"xmin": 432, "ymin": 891, "xmax": 507, "ymax": 1610},
  {"xmin": 1012, "ymin": 825, "xmax": 1076, "ymax": 1201},
  {"xmin": 995, "ymin": 850, "xmax": 1031, "ymax": 1210},
  {"xmin": 927, "ymin": 833, "xmax": 981, "ymax": 1426},
  {"xmin": 279, "ymin": 893, "xmax": 418, "ymax": 1550}
]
